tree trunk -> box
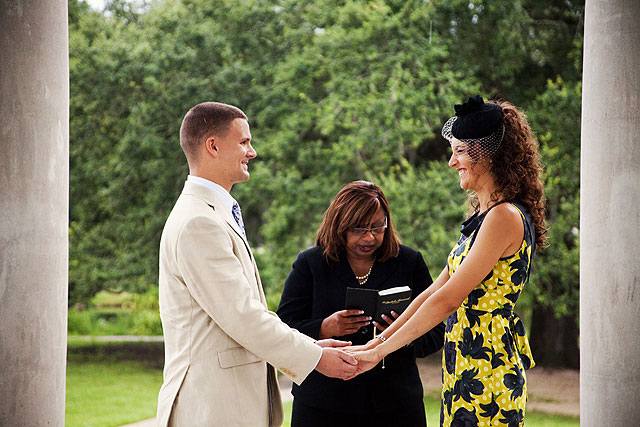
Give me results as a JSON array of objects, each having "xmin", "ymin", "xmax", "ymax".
[{"xmin": 529, "ymin": 303, "xmax": 579, "ymax": 369}]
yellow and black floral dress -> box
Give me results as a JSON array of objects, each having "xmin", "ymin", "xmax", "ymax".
[{"xmin": 441, "ymin": 202, "xmax": 535, "ymax": 427}]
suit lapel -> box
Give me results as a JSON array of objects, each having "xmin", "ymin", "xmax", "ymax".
[
  {"xmin": 220, "ymin": 211, "xmax": 253, "ymax": 261},
  {"xmin": 179, "ymin": 182, "xmax": 289, "ymax": 307},
  {"xmin": 182, "ymin": 181, "xmax": 253, "ymax": 260},
  {"xmin": 181, "ymin": 181, "xmax": 268, "ymax": 305}
]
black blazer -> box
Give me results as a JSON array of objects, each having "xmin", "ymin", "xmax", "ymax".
[{"xmin": 277, "ymin": 245, "xmax": 445, "ymax": 413}]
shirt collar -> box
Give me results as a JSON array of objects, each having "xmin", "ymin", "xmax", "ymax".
[{"xmin": 187, "ymin": 175, "xmax": 237, "ymax": 213}]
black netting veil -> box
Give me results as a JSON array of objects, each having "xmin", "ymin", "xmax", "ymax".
[{"xmin": 441, "ymin": 95, "xmax": 505, "ymax": 161}]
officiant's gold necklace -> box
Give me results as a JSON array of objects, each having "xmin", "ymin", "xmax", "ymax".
[{"xmin": 355, "ymin": 264, "xmax": 373, "ymax": 285}]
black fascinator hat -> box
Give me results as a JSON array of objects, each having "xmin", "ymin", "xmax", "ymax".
[{"xmin": 442, "ymin": 95, "xmax": 504, "ymax": 160}]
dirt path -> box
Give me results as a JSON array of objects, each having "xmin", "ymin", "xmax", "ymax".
[{"xmin": 418, "ymin": 351, "xmax": 579, "ymax": 417}]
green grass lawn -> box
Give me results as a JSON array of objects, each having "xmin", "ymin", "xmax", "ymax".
[
  {"xmin": 67, "ymin": 340, "xmax": 578, "ymax": 427},
  {"xmin": 66, "ymin": 340, "xmax": 163, "ymax": 427}
]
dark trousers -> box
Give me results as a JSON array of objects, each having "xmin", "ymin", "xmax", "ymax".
[{"xmin": 291, "ymin": 398, "xmax": 427, "ymax": 427}]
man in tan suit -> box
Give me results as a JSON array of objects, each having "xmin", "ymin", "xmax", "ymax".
[{"xmin": 156, "ymin": 102, "xmax": 357, "ymax": 427}]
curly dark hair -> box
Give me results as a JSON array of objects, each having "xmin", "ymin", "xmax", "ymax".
[{"xmin": 469, "ymin": 100, "xmax": 548, "ymax": 247}]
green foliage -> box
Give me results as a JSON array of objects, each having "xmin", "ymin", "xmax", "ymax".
[
  {"xmin": 243, "ymin": 0, "xmax": 480, "ymax": 298},
  {"xmin": 68, "ymin": 308, "xmax": 162, "ymax": 335},
  {"xmin": 376, "ymin": 160, "xmax": 467, "ymax": 270},
  {"xmin": 67, "ymin": 309, "xmax": 98, "ymax": 335},
  {"xmin": 259, "ymin": 161, "xmax": 467, "ymax": 308},
  {"xmin": 68, "ymin": 0, "xmax": 480, "ymax": 305},
  {"xmin": 68, "ymin": 0, "xmax": 584, "ymax": 359},
  {"xmin": 68, "ymin": 288, "xmax": 162, "ymax": 335},
  {"xmin": 528, "ymin": 78, "xmax": 582, "ymax": 318},
  {"xmin": 431, "ymin": 0, "xmax": 584, "ymax": 103}
]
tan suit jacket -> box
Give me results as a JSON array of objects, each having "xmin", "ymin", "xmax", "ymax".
[{"xmin": 156, "ymin": 181, "xmax": 322, "ymax": 427}]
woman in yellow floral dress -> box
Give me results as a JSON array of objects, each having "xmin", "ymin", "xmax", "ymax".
[{"xmin": 349, "ymin": 95, "xmax": 547, "ymax": 427}]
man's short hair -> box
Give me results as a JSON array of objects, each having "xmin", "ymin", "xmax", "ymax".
[{"xmin": 179, "ymin": 102, "xmax": 247, "ymax": 161}]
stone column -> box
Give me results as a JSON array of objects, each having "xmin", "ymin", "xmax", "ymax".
[
  {"xmin": 580, "ymin": 0, "xmax": 640, "ymax": 425},
  {"xmin": 0, "ymin": 1, "xmax": 69, "ymax": 425}
]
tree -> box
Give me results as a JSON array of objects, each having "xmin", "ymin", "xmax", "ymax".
[
  {"xmin": 427, "ymin": 0, "xmax": 584, "ymax": 367},
  {"xmin": 376, "ymin": 160, "xmax": 467, "ymax": 269},
  {"xmin": 69, "ymin": 0, "xmax": 144, "ymax": 302},
  {"xmin": 68, "ymin": 0, "xmax": 294, "ymax": 304},
  {"xmin": 527, "ymin": 78, "xmax": 581, "ymax": 368},
  {"xmin": 67, "ymin": 0, "xmax": 586, "ymax": 368},
  {"xmin": 246, "ymin": 0, "xmax": 479, "ymax": 298},
  {"xmin": 429, "ymin": 0, "xmax": 584, "ymax": 104}
]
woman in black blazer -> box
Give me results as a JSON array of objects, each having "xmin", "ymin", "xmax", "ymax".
[{"xmin": 277, "ymin": 181, "xmax": 445, "ymax": 427}]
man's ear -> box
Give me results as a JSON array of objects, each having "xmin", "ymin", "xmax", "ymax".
[{"xmin": 204, "ymin": 136, "xmax": 218, "ymax": 158}]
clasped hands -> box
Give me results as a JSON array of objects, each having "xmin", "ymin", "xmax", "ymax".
[{"xmin": 315, "ymin": 309, "xmax": 398, "ymax": 380}]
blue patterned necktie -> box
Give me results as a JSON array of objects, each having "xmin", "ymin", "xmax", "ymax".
[{"xmin": 231, "ymin": 202, "xmax": 246, "ymax": 237}]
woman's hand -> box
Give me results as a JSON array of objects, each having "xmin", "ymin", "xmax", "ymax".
[
  {"xmin": 343, "ymin": 338, "xmax": 380, "ymax": 353},
  {"xmin": 319, "ymin": 309, "xmax": 372, "ymax": 339},
  {"xmin": 315, "ymin": 338, "xmax": 352, "ymax": 348},
  {"xmin": 373, "ymin": 311, "xmax": 399, "ymax": 332},
  {"xmin": 344, "ymin": 349, "xmax": 383, "ymax": 379}
]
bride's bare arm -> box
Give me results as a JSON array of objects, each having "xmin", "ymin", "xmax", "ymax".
[
  {"xmin": 350, "ymin": 206, "xmax": 524, "ymax": 370},
  {"xmin": 345, "ymin": 266, "xmax": 450, "ymax": 354}
]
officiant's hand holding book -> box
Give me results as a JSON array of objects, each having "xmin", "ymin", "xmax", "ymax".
[
  {"xmin": 345, "ymin": 286, "xmax": 412, "ymax": 333},
  {"xmin": 344, "ymin": 286, "xmax": 412, "ymax": 370},
  {"xmin": 318, "ymin": 309, "xmax": 372, "ymax": 339}
]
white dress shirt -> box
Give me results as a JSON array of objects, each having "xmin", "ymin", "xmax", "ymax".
[{"xmin": 187, "ymin": 175, "xmax": 237, "ymax": 214}]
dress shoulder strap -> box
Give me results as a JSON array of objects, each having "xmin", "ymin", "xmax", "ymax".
[{"xmin": 508, "ymin": 201, "xmax": 537, "ymax": 263}]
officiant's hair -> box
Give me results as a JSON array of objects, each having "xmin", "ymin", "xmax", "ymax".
[
  {"xmin": 180, "ymin": 102, "xmax": 247, "ymax": 163},
  {"xmin": 316, "ymin": 180, "xmax": 400, "ymax": 262}
]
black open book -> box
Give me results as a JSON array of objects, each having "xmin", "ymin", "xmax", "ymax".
[{"xmin": 345, "ymin": 286, "xmax": 412, "ymax": 325}]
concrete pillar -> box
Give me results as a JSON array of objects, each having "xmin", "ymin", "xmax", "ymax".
[
  {"xmin": 0, "ymin": 1, "xmax": 69, "ymax": 425},
  {"xmin": 580, "ymin": 0, "xmax": 640, "ymax": 425}
]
